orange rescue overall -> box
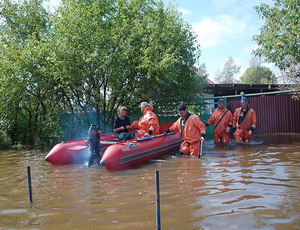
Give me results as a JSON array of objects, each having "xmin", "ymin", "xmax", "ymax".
[
  {"xmin": 233, "ymin": 107, "xmax": 257, "ymax": 143},
  {"xmin": 130, "ymin": 105, "xmax": 160, "ymax": 138},
  {"xmin": 207, "ymin": 107, "xmax": 233, "ymax": 144},
  {"xmin": 169, "ymin": 114, "xmax": 206, "ymax": 156}
]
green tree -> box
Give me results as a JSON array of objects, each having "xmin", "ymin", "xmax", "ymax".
[
  {"xmin": 253, "ymin": 0, "xmax": 300, "ymax": 88},
  {"xmin": 214, "ymin": 56, "xmax": 240, "ymax": 83},
  {"xmin": 240, "ymin": 66, "xmax": 276, "ymax": 84},
  {"xmin": 197, "ymin": 63, "xmax": 209, "ymax": 78},
  {"xmin": 50, "ymin": 0, "xmax": 203, "ymax": 131},
  {"xmin": 0, "ymin": 0, "xmax": 62, "ymax": 147},
  {"xmin": 0, "ymin": 0, "xmax": 204, "ymax": 147},
  {"xmin": 249, "ymin": 56, "xmax": 262, "ymax": 68}
]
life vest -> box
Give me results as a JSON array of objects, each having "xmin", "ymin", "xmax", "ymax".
[
  {"xmin": 233, "ymin": 107, "xmax": 257, "ymax": 130},
  {"xmin": 130, "ymin": 105, "xmax": 160, "ymax": 136},
  {"xmin": 169, "ymin": 114, "xmax": 206, "ymax": 144},
  {"xmin": 207, "ymin": 107, "xmax": 233, "ymax": 134}
]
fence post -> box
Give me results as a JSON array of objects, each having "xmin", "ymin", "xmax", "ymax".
[
  {"xmin": 27, "ymin": 166, "xmax": 33, "ymax": 202},
  {"xmin": 155, "ymin": 169, "xmax": 161, "ymax": 230}
]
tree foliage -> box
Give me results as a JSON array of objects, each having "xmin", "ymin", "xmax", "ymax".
[
  {"xmin": 0, "ymin": 0, "xmax": 62, "ymax": 148},
  {"xmin": 214, "ymin": 56, "xmax": 240, "ymax": 84},
  {"xmin": 253, "ymin": 0, "xmax": 300, "ymax": 87},
  {"xmin": 0, "ymin": 0, "xmax": 204, "ymax": 147},
  {"xmin": 197, "ymin": 63, "xmax": 209, "ymax": 78},
  {"xmin": 50, "ymin": 0, "xmax": 202, "ymax": 129},
  {"xmin": 240, "ymin": 66, "xmax": 276, "ymax": 84}
]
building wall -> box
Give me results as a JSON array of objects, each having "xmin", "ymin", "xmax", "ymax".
[{"xmin": 227, "ymin": 94, "xmax": 300, "ymax": 133}]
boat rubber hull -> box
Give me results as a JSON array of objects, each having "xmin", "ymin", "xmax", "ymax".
[
  {"xmin": 45, "ymin": 133, "xmax": 118, "ymax": 165},
  {"xmin": 45, "ymin": 122, "xmax": 181, "ymax": 169},
  {"xmin": 100, "ymin": 133, "xmax": 181, "ymax": 170}
]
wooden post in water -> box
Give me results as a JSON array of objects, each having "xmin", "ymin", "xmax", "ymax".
[
  {"xmin": 155, "ymin": 169, "xmax": 161, "ymax": 230},
  {"xmin": 27, "ymin": 166, "xmax": 33, "ymax": 202}
]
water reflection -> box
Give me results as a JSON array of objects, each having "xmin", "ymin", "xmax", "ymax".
[{"xmin": 0, "ymin": 134, "xmax": 299, "ymax": 229}]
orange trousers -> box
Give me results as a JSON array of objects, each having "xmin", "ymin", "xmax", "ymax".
[
  {"xmin": 214, "ymin": 132, "xmax": 230, "ymax": 144},
  {"xmin": 234, "ymin": 128, "xmax": 251, "ymax": 143}
]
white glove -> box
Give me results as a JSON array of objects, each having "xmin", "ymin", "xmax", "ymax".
[{"xmin": 225, "ymin": 127, "xmax": 230, "ymax": 133}]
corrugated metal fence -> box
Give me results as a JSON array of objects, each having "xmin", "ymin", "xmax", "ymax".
[{"xmin": 227, "ymin": 94, "xmax": 300, "ymax": 133}]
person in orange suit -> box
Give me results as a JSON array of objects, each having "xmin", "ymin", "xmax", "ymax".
[
  {"xmin": 232, "ymin": 97, "xmax": 257, "ymax": 143},
  {"xmin": 165, "ymin": 103, "xmax": 206, "ymax": 156},
  {"xmin": 130, "ymin": 102, "xmax": 160, "ymax": 139},
  {"xmin": 206, "ymin": 98, "xmax": 233, "ymax": 144}
]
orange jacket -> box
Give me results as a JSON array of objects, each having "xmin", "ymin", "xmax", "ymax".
[
  {"xmin": 233, "ymin": 107, "xmax": 257, "ymax": 130},
  {"xmin": 130, "ymin": 105, "xmax": 160, "ymax": 136},
  {"xmin": 169, "ymin": 114, "xmax": 206, "ymax": 144},
  {"xmin": 207, "ymin": 107, "xmax": 233, "ymax": 134}
]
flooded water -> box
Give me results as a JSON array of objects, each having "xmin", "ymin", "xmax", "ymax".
[{"xmin": 0, "ymin": 134, "xmax": 300, "ymax": 230}]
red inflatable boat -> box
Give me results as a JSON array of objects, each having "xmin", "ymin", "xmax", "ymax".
[{"xmin": 45, "ymin": 122, "xmax": 182, "ymax": 170}]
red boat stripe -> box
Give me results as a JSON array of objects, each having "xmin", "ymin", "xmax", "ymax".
[
  {"xmin": 119, "ymin": 141, "xmax": 182, "ymax": 165},
  {"xmin": 118, "ymin": 144, "xmax": 180, "ymax": 166},
  {"xmin": 120, "ymin": 140, "xmax": 181, "ymax": 158},
  {"xmin": 120, "ymin": 141, "xmax": 181, "ymax": 161}
]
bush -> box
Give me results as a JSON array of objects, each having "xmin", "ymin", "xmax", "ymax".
[{"xmin": 0, "ymin": 130, "xmax": 12, "ymax": 149}]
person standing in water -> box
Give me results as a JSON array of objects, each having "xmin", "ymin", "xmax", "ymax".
[
  {"xmin": 232, "ymin": 97, "xmax": 257, "ymax": 143},
  {"xmin": 206, "ymin": 98, "xmax": 233, "ymax": 144},
  {"xmin": 165, "ymin": 103, "xmax": 206, "ymax": 156}
]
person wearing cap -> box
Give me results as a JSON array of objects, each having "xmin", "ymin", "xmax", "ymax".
[
  {"xmin": 129, "ymin": 102, "xmax": 160, "ymax": 138},
  {"xmin": 113, "ymin": 106, "xmax": 132, "ymax": 140},
  {"xmin": 232, "ymin": 97, "xmax": 257, "ymax": 143},
  {"xmin": 165, "ymin": 103, "xmax": 206, "ymax": 156},
  {"xmin": 205, "ymin": 98, "xmax": 233, "ymax": 144}
]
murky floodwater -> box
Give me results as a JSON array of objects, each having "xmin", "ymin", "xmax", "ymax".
[{"xmin": 0, "ymin": 134, "xmax": 300, "ymax": 230}]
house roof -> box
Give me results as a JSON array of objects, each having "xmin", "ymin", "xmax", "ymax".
[
  {"xmin": 195, "ymin": 71, "xmax": 215, "ymax": 84},
  {"xmin": 204, "ymin": 83, "xmax": 283, "ymax": 97}
]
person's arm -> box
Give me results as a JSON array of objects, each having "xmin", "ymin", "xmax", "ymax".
[
  {"xmin": 195, "ymin": 116, "xmax": 206, "ymax": 141},
  {"xmin": 226, "ymin": 111, "xmax": 234, "ymax": 133},
  {"xmin": 165, "ymin": 119, "xmax": 180, "ymax": 134},
  {"xmin": 147, "ymin": 114, "xmax": 159, "ymax": 135},
  {"xmin": 113, "ymin": 126, "xmax": 125, "ymax": 132},
  {"xmin": 124, "ymin": 116, "xmax": 131, "ymax": 130},
  {"xmin": 206, "ymin": 112, "xmax": 216, "ymax": 126},
  {"xmin": 232, "ymin": 109, "xmax": 239, "ymax": 132},
  {"xmin": 112, "ymin": 118, "xmax": 120, "ymax": 132},
  {"xmin": 130, "ymin": 120, "xmax": 139, "ymax": 130},
  {"xmin": 249, "ymin": 110, "xmax": 257, "ymax": 135}
]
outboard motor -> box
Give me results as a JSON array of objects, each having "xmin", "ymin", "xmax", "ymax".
[{"xmin": 87, "ymin": 124, "xmax": 101, "ymax": 167}]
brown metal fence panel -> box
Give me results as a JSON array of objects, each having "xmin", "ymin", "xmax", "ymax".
[{"xmin": 227, "ymin": 94, "xmax": 300, "ymax": 133}]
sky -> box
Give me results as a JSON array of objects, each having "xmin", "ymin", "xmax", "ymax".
[
  {"xmin": 163, "ymin": 0, "xmax": 277, "ymax": 82},
  {"xmin": 46, "ymin": 0, "xmax": 277, "ymax": 82}
]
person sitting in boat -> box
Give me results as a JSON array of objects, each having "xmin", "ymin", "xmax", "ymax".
[
  {"xmin": 129, "ymin": 102, "xmax": 160, "ymax": 139},
  {"xmin": 165, "ymin": 103, "xmax": 206, "ymax": 156},
  {"xmin": 205, "ymin": 98, "xmax": 233, "ymax": 144},
  {"xmin": 232, "ymin": 97, "xmax": 257, "ymax": 143},
  {"xmin": 113, "ymin": 106, "xmax": 132, "ymax": 140}
]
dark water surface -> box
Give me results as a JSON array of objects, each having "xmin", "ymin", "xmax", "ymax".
[{"xmin": 0, "ymin": 134, "xmax": 300, "ymax": 230}]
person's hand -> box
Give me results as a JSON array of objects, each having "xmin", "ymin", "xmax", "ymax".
[
  {"xmin": 144, "ymin": 133, "xmax": 150, "ymax": 137},
  {"xmin": 126, "ymin": 125, "xmax": 130, "ymax": 130},
  {"xmin": 200, "ymin": 136, "xmax": 205, "ymax": 143},
  {"xmin": 225, "ymin": 127, "xmax": 230, "ymax": 133},
  {"xmin": 121, "ymin": 126, "xmax": 125, "ymax": 130},
  {"xmin": 248, "ymin": 130, "xmax": 253, "ymax": 136}
]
